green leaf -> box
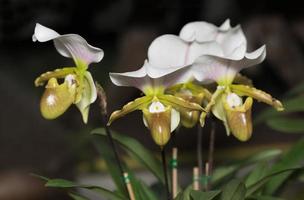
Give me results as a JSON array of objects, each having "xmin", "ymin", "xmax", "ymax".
[
  {"xmin": 212, "ymin": 149, "xmax": 281, "ymax": 185},
  {"xmin": 221, "ymin": 179, "xmax": 246, "ymax": 200},
  {"xmin": 92, "ymin": 138, "xmax": 127, "ymax": 196},
  {"xmin": 46, "ymin": 178, "xmax": 80, "ymax": 187},
  {"xmin": 34, "ymin": 176, "xmax": 125, "ymax": 200},
  {"xmin": 131, "ymin": 178, "xmax": 158, "ymax": 200},
  {"xmin": 285, "ymin": 81, "xmax": 304, "ymax": 97},
  {"xmin": 266, "ymin": 117, "xmax": 304, "ymax": 133},
  {"xmin": 92, "ymin": 128, "xmax": 164, "ymax": 184},
  {"xmin": 246, "ymin": 167, "xmax": 300, "ymax": 197},
  {"xmin": 247, "ymin": 195, "xmax": 284, "ymax": 200},
  {"xmin": 69, "ymin": 192, "xmax": 90, "ymax": 200},
  {"xmin": 190, "ymin": 190, "xmax": 221, "ymax": 200},
  {"xmin": 245, "ymin": 162, "xmax": 269, "ymax": 187},
  {"xmin": 175, "ymin": 185, "xmax": 193, "ymax": 200},
  {"xmin": 264, "ymin": 138, "xmax": 304, "ymax": 194}
]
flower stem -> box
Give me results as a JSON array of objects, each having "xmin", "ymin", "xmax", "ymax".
[
  {"xmin": 161, "ymin": 148, "xmax": 171, "ymax": 200},
  {"xmin": 96, "ymin": 82, "xmax": 128, "ymax": 195},
  {"xmin": 207, "ymin": 121, "xmax": 216, "ymax": 189},
  {"xmin": 197, "ymin": 124, "xmax": 203, "ymax": 177}
]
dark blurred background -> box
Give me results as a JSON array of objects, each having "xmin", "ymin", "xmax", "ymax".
[{"xmin": 0, "ymin": 0, "xmax": 303, "ymax": 199}]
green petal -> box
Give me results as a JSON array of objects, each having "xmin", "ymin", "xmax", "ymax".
[
  {"xmin": 157, "ymin": 94, "xmax": 203, "ymax": 111},
  {"xmin": 230, "ymin": 84, "xmax": 284, "ymax": 111},
  {"xmin": 40, "ymin": 77, "xmax": 76, "ymax": 119},
  {"xmin": 233, "ymin": 73, "xmax": 253, "ymax": 86},
  {"xmin": 75, "ymin": 71, "xmax": 97, "ymax": 124},
  {"xmin": 108, "ymin": 96, "xmax": 153, "ymax": 125},
  {"xmin": 35, "ymin": 67, "xmax": 76, "ymax": 86},
  {"xmin": 200, "ymin": 86, "xmax": 225, "ymax": 126}
]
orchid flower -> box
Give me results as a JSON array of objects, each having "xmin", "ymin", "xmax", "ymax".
[
  {"xmin": 108, "ymin": 61, "xmax": 203, "ymax": 147},
  {"xmin": 146, "ymin": 19, "xmax": 236, "ymax": 127},
  {"xmin": 182, "ymin": 24, "xmax": 284, "ymax": 141},
  {"xmin": 33, "ymin": 23, "xmax": 104, "ymax": 123}
]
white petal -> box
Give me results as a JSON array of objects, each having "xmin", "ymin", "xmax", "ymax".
[
  {"xmin": 32, "ymin": 23, "xmax": 60, "ymax": 42},
  {"xmin": 217, "ymin": 25, "xmax": 246, "ymax": 59},
  {"xmin": 33, "ymin": 23, "xmax": 104, "ymax": 67},
  {"xmin": 170, "ymin": 108, "xmax": 180, "ymax": 132},
  {"xmin": 192, "ymin": 45, "xmax": 266, "ymax": 84},
  {"xmin": 219, "ymin": 19, "xmax": 231, "ymax": 31},
  {"xmin": 148, "ymin": 34, "xmax": 224, "ymax": 68},
  {"xmin": 109, "ymin": 61, "xmax": 192, "ymax": 92},
  {"xmin": 148, "ymin": 35, "xmax": 189, "ymax": 68},
  {"xmin": 179, "ymin": 21, "xmax": 218, "ymax": 42},
  {"xmin": 76, "ymin": 71, "xmax": 97, "ymax": 123}
]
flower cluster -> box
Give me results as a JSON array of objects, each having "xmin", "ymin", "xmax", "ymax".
[
  {"xmin": 34, "ymin": 19, "xmax": 283, "ymax": 147},
  {"xmin": 108, "ymin": 19, "xmax": 283, "ymax": 145}
]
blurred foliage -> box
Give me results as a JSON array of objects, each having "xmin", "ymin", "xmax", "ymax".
[{"xmin": 34, "ymin": 127, "xmax": 303, "ymax": 200}]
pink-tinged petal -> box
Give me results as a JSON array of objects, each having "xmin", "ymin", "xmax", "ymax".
[
  {"xmin": 33, "ymin": 23, "xmax": 104, "ymax": 67},
  {"xmin": 179, "ymin": 21, "xmax": 219, "ymax": 42},
  {"xmin": 148, "ymin": 34, "xmax": 224, "ymax": 67},
  {"xmin": 192, "ymin": 45, "xmax": 266, "ymax": 84},
  {"xmin": 217, "ymin": 25, "xmax": 246, "ymax": 59},
  {"xmin": 109, "ymin": 61, "xmax": 193, "ymax": 92}
]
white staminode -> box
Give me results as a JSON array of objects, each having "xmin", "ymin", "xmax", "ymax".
[
  {"xmin": 149, "ymin": 101, "xmax": 166, "ymax": 113},
  {"xmin": 226, "ymin": 93, "xmax": 243, "ymax": 108},
  {"xmin": 46, "ymin": 95, "xmax": 56, "ymax": 106},
  {"xmin": 65, "ymin": 74, "xmax": 76, "ymax": 87}
]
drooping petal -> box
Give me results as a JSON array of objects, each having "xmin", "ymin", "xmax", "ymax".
[
  {"xmin": 192, "ymin": 45, "xmax": 266, "ymax": 85},
  {"xmin": 34, "ymin": 67, "xmax": 76, "ymax": 86},
  {"xmin": 158, "ymin": 94, "xmax": 203, "ymax": 112},
  {"xmin": 108, "ymin": 95, "xmax": 153, "ymax": 125},
  {"xmin": 33, "ymin": 23, "xmax": 104, "ymax": 68},
  {"xmin": 148, "ymin": 34, "xmax": 223, "ymax": 68},
  {"xmin": 230, "ymin": 84, "xmax": 284, "ymax": 111},
  {"xmin": 223, "ymin": 96, "xmax": 253, "ymax": 141},
  {"xmin": 40, "ymin": 77, "xmax": 77, "ymax": 119},
  {"xmin": 75, "ymin": 72, "xmax": 97, "ymax": 123}
]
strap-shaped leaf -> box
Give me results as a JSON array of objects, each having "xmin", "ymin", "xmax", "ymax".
[
  {"xmin": 246, "ymin": 167, "xmax": 301, "ymax": 197},
  {"xmin": 92, "ymin": 128, "xmax": 164, "ymax": 184},
  {"xmin": 230, "ymin": 84, "xmax": 284, "ymax": 111},
  {"xmin": 221, "ymin": 179, "xmax": 246, "ymax": 200},
  {"xmin": 108, "ymin": 95, "xmax": 153, "ymax": 125},
  {"xmin": 69, "ymin": 192, "xmax": 90, "ymax": 200},
  {"xmin": 190, "ymin": 190, "xmax": 221, "ymax": 200},
  {"xmin": 33, "ymin": 175, "xmax": 125, "ymax": 200},
  {"xmin": 266, "ymin": 117, "xmax": 304, "ymax": 133},
  {"xmin": 35, "ymin": 67, "xmax": 76, "ymax": 86},
  {"xmin": 158, "ymin": 94, "xmax": 204, "ymax": 111}
]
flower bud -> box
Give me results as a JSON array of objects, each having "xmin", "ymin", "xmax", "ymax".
[
  {"xmin": 223, "ymin": 93, "xmax": 253, "ymax": 141},
  {"xmin": 40, "ymin": 75, "xmax": 77, "ymax": 119}
]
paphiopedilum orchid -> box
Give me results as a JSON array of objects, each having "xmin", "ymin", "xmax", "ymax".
[
  {"xmin": 182, "ymin": 25, "xmax": 284, "ymax": 141},
  {"xmin": 108, "ymin": 61, "xmax": 204, "ymax": 147},
  {"xmin": 33, "ymin": 23, "xmax": 104, "ymax": 123},
  {"xmin": 147, "ymin": 19, "xmax": 239, "ymax": 127}
]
